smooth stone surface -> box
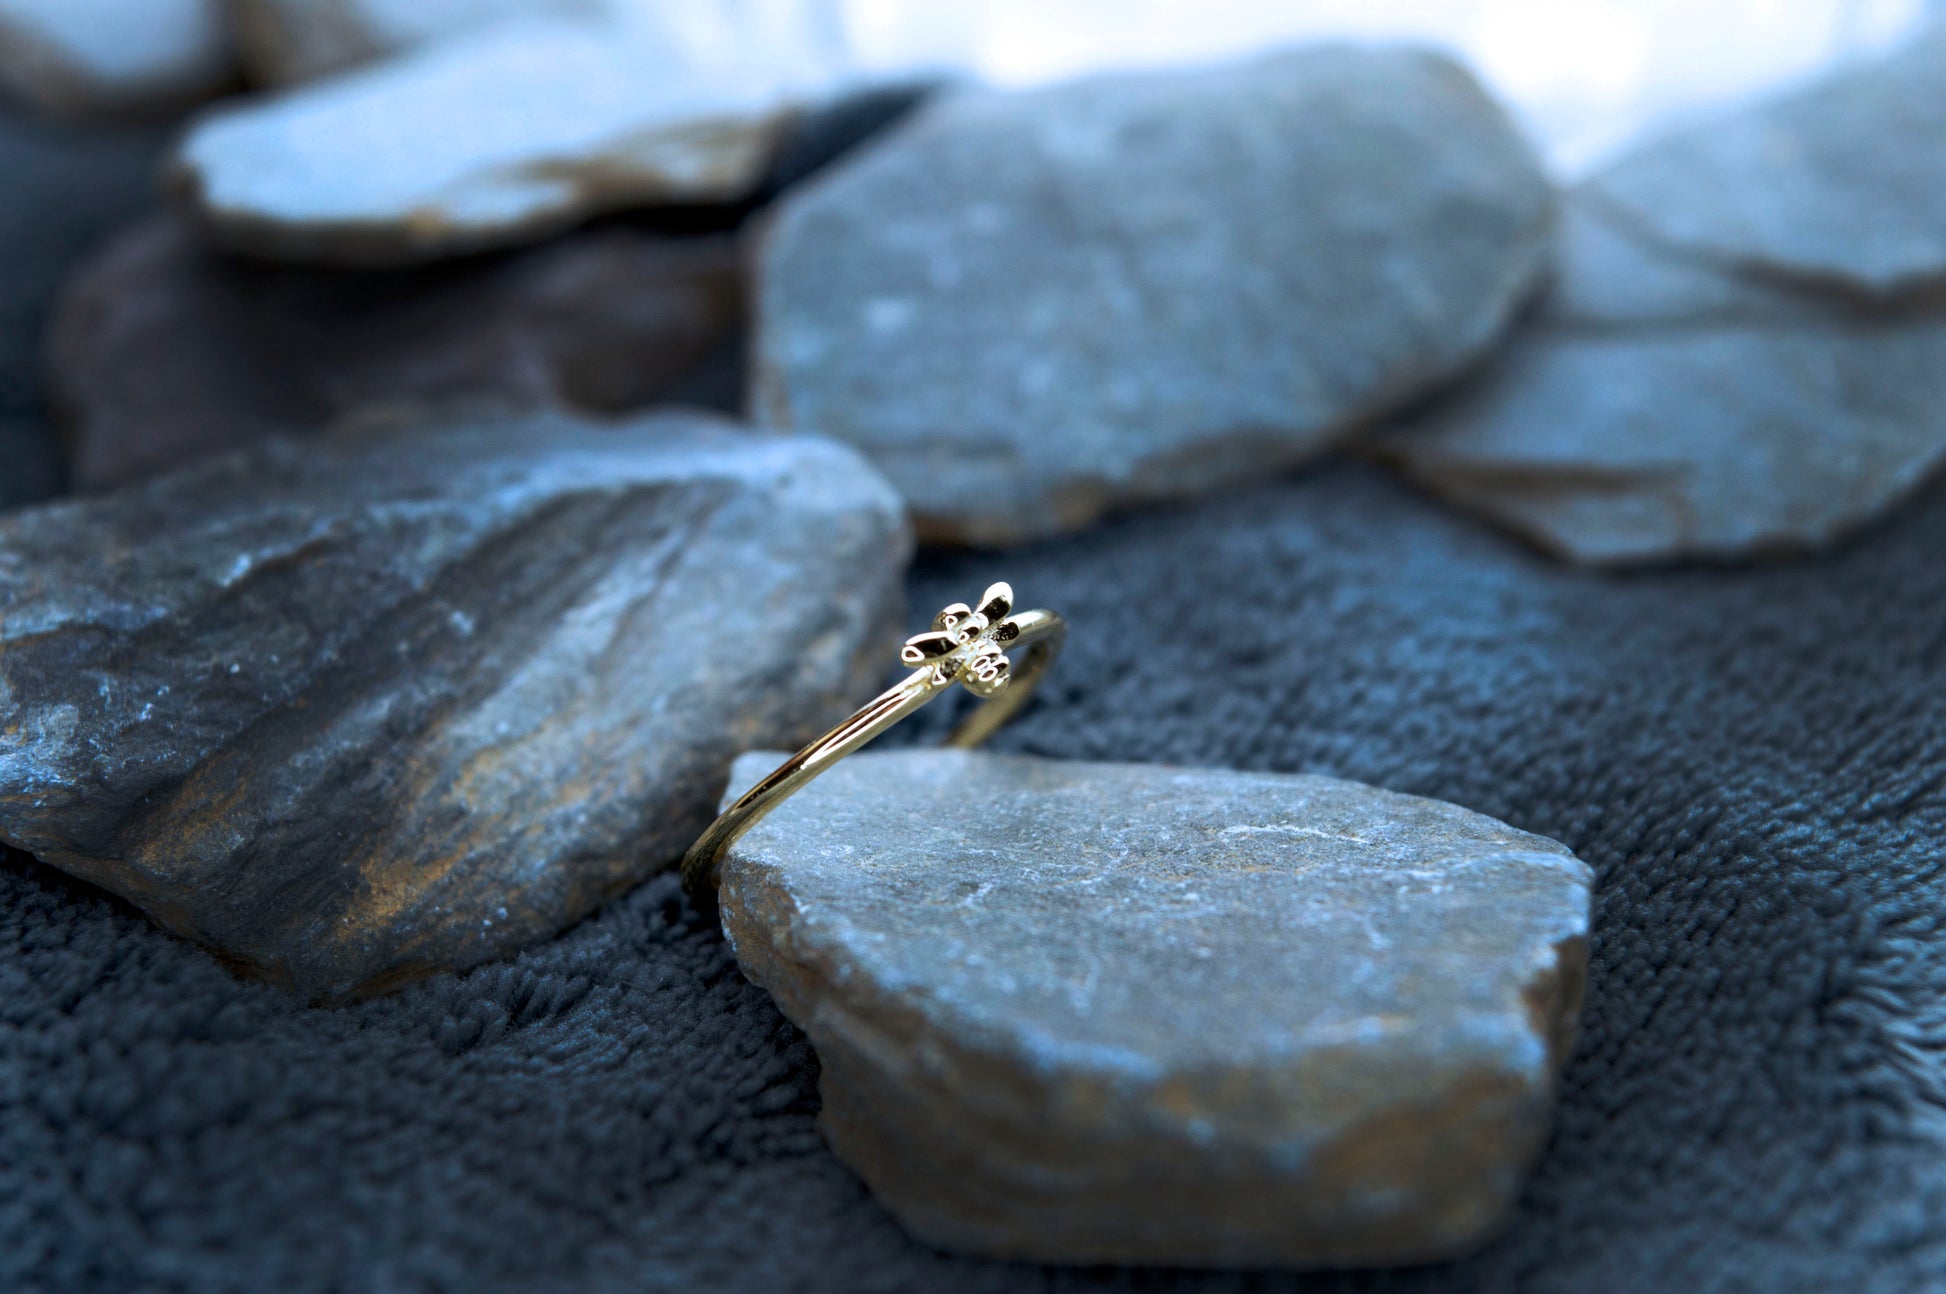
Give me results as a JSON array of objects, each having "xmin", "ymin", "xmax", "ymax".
[
  {"xmin": 0, "ymin": 109, "xmax": 165, "ymax": 507},
  {"xmin": 1584, "ymin": 29, "xmax": 1946, "ymax": 299},
  {"xmin": 51, "ymin": 215, "xmax": 745, "ymax": 490},
  {"xmin": 169, "ymin": 17, "xmax": 811, "ymax": 265},
  {"xmin": 719, "ymin": 749, "xmax": 1592, "ymax": 1268},
  {"xmin": 228, "ymin": 0, "xmax": 604, "ymax": 84},
  {"xmin": 0, "ymin": 411, "xmax": 909, "ymax": 999},
  {"xmin": 755, "ymin": 44, "xmax": 1554, "ymax": 545},
  {"xmin": 1379, "ymin": 196, "xmax": 1946, "ymax": 565},
  {"xmin": 0, "ymin": 0, "xmax": 231, "ymax": 116}
]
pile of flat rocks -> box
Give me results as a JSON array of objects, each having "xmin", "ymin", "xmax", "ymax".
[
  {"xmin": 1381, "ymin": 30, "xmax": 1946, "ymax": 564},
  {"xmin": 3, "ymin": 0, "xmax": 1937, "ymax": 1270},
  {"xmin": 754, "ymin": 43, "xmax": 1553, "ymax": 543}
]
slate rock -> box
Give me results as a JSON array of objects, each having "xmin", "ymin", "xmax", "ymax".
[
  {"xmin": 0, "ymin": 0, "xmax": 232, "ymax": 117},
  {"xmin": 1584, "ymin": 29, "xmax": 1946, "ymax": 299},
  {"xmin": 755, "ymin": 44, "xmax": 1554, "ymax": 545},
  {"xmin": 754, "ymin": 79, "xmax": 937, "ymax": 206},
  {"xmin": 0, "ymin": 109, "xmax": 166, "ymax": 508},
  {"xmin": 226, "ymin": 0, "xmax": 605, "ymax": 85},
  {"xmin": 50, "ymin": 214, "xmax": 746, "ymax": 490},
  {"xmin": 1380, "ymin": 195, "xmax": 1946, "ymax": 565},
  {"xmin": 0, "ymin": 410, "xmax": 910, "ymax": 1000},
  {"xmin": 168, "ymin": 17, "xmax": 811, "ymax": 266},
  {"xmin": 224, "ymin": 0, "xmax": 852, "ymax": 89},
  {"xmin": 1543, "ymin": 196, "xmax": 1820, "ymax": 331},
  {"xmin": 718, "ymin": 748, "xmax": 1592, "ymax": 1268}
]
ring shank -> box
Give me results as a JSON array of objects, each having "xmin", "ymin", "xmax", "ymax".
[{"xmin": 679, "ymin": 609, "xmax": 1065, "ymax": 897}]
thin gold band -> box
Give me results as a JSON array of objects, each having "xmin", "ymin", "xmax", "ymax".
[{"xmin": 681, "ymin": 587, "xmax": 1064, "ymax": 897}]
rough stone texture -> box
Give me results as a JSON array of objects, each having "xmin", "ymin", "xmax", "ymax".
[
  {"xmin": 1378, "ymin": 195, "xmax": 1946, "ymax": 565},
  {"xmin": 0, "ymin": 109, "xmax": 164, "ymax": 508},
  {"xmin": 168, "ymin": 17, "xmax": 812, "ymax": 266},
  {"xmin": 8, "ymin": 460, "xmax": 1946, "ymax": 1291},
  {"xmin": 718, "ymin": 749, "xmax": 1591, "ymax": 1268},
  {"xmin": 755, "ymin": 43, "xmax": 1554, "ymax": 545},
  {"xmin": 0, "ymin": 411, "xmax": 909, "ymax": 999},
  {"xmin": 226, "ymin": 0, "xmax": 605, "ymax": 84},
  {"xmin": 50, "ymin": 214, "xmax": 746, "ymax": 490},
  {"xmin": 1585, "ymin": 28, "xmax": 1946, "ymax": 299},
  {"xmin": 0, "ymin": 0, "xmax": 232, "ymax": 117}
]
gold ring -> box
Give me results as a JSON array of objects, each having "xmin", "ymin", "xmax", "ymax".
[{"xmin": 680, "ymin": 582, "xmax": 1065, "ymax": 897}]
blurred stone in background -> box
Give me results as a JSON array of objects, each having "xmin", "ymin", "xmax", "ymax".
[
  {"xmin": 168, "ymin": 17, "xmax": 817, "ymax": 265},
  {"xmin": 50, "ymin": 216, "xmax": 745, "ymax": 490},
  {"xmin": 225, "ymin": 0, "xmax": 607, "ymax": 84},
  {"xmin": 757, "ymin": 44, "xmax": 1553, "ymax": 544},
  {"xmin": 225, "ymin": 0, "xmax": 851, "ymax": 87},
  {"xmin": 0, "ymin": 0, "xmax": 234, "ymax": 116},
  {"xmin": 1584, "ymin": 27, "xmax": 1946, "ymax": 299},
  {"xmin": 722, "ymin": 749, "xmax": 1593, "ymax": 1268},
  {"xmin": 1381, "ymin": 31, "xmax": 1946, "ymax": 566},
  {"xmin": 0, "ymin": 112, "xmax": 163, "ymax": 508},
  {"xmin": 0, "ymin": 412, "xmax": 910, "ymax": 1000}
]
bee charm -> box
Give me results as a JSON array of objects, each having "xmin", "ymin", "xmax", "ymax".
[{"xmin": 899, "ymin": 582, "xmax": 1025, "ymax": 699}]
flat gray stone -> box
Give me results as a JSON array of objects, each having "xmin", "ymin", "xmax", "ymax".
[
  {"xmin": 719, "ymin": 749, "xmax": 1591, "ymax": 1268},
  {"xmin": 0, "ymin": 0, "xmax": 232, "ymax": 116},
  {"xmin": 1381, "ymin": 196, "xmax": 1946, "ymax": 566},
  {"xmin": 0, "ymin": 411, "xmax": 909, "ymax": 999},
  {"xmin": 1584, "ymin": 29, "xmax": 1946, "ymax": 299},
  {"xmin": 754, "ymin": 44, "xmax": 1554, "ymax": 545},
  {"xmin": 50, "ymin": 215, "xmax": 745, "ymax": 490},
  {"xmin": 228, "ymin": 0, "xmax": 604, "ymax": 85},
  {"xmin": 1544, "ymin": 196, "xmax": 1820, "ymax": 332},
  {"xmin": 168, "ymin": 17, "xmax": 810, "ymax": 265}
]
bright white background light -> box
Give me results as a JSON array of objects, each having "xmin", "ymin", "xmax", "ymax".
[{"xmin": 719, "ymin": 0, "xmax": 1931, "ymax": 173}]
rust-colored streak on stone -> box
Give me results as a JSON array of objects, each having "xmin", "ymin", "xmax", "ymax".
[{"xmin": 1303, "ymin": 1068, "xmax": 1547, "ymax": 1265}]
